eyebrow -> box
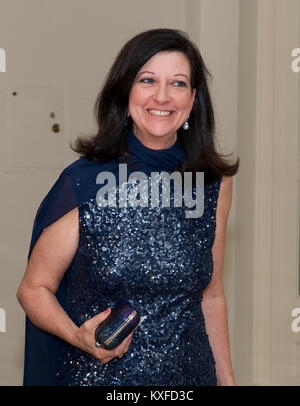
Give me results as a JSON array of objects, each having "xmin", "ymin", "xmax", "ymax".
[
  {"xmin": 174, "ymin": 73, "xmax": 189, "ymax": 80},
  {"xmin": 137, "ymin": 71, "xmax": 190, "ymax": 80}
]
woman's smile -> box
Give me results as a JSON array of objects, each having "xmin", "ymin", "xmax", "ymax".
[{"xmin": 146, "ymin": 109, "xmax": 175, "ymax": 117}]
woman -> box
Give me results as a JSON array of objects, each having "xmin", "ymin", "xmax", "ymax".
[{"xmin": 17, "ymin": 28, "xmax": 239, "ymax": 386}]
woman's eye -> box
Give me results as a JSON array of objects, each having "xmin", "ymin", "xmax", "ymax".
[
  {"xmin": 173, "ymin": 81, "xmax": 187, "ymax": 87},
  {"xmin": 138, "ymin": 78, "xmax": 187, "ymax": 87},
  {"xmin": 140, "ymin": 78, "xmax": 154, "ymax": 84}
]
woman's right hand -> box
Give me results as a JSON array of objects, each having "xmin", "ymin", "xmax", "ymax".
[{"xmin": 73, "ymin": 308, "xmax": 134, "ymax": 364}]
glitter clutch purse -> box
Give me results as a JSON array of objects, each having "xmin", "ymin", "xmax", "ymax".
[{"xmin": 94, "ymin": 301, "xmax": 140, "ymax": 350}]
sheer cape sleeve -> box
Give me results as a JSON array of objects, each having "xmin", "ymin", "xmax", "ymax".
[
  {"xmin": 23, "ymin": 170, "xmax": 78, "ymax": 386},
  {"xmin": 22, "ymin": 156, "xmax": 120, "ymax": 385}
]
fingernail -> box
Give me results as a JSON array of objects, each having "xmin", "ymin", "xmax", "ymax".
[{"xmin": 104, "ymin": 307, "xmax": 110, "ymax": 313}]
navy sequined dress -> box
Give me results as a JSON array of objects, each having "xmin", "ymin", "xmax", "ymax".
[{"xmin": 23, "ymin": 129, "xmax": 222, "ymax": 386}]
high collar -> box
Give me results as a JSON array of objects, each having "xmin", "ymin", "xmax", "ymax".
[{"xmin": 125, "ymin": 128, "xmax": 185, "ymax": 172}]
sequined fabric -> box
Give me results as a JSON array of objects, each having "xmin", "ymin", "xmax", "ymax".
[{"xmin": 55, "ymin": 173, "xmax": 221, "ymax": 386}]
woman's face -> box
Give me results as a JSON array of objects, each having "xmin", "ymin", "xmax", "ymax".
[{"xmin": 128, "ymin": 51, "xmax": 196, "ymax": 149}]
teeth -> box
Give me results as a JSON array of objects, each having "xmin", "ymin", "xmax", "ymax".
[{"xmin": 148, "ymin": 109, "xmax": 172, "ymax": 116}]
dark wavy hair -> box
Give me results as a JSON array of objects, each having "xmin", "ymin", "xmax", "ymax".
[{"xmin": 71, "ymin": 28, "xmax": 239, "ymax": 182}]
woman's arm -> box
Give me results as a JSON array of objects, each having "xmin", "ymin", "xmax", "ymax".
[
  {"xmin": 17, "ymin": 207, "xmax": 80, "ymax": 344},
  {"xmin": 17, "ymin": 207, "xmax": 133, "ymax": 364},
  {"xmin": 201, "ymin": 175, "xmax": 235, "ymax": 386}
]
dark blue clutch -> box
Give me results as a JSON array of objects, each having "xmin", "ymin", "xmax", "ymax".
[{"xmin": 94, "ymin": 301, "xmax": 140, "ymax": 350}]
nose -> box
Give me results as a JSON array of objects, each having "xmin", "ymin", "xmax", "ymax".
[{"xmin": 153, "ymin": 83, "xmax": 171, "ymax": 104}]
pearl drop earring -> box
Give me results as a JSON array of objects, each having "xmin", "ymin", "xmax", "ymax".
[{"xmin": 183, "ymin": 120, "xmax": 189, "ymax": 130}]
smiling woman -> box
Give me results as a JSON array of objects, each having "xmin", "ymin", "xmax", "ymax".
[
  {"xmin": 17, "ymin": 28, "xmax": 239, "ymax": 386},
  {"xmin": 129, "ymin": 51, "xmax": 196, "ymax": 150},
  {"xmin": 72, "ymin": 28, "xmax": 239, "ymax": 180}
]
